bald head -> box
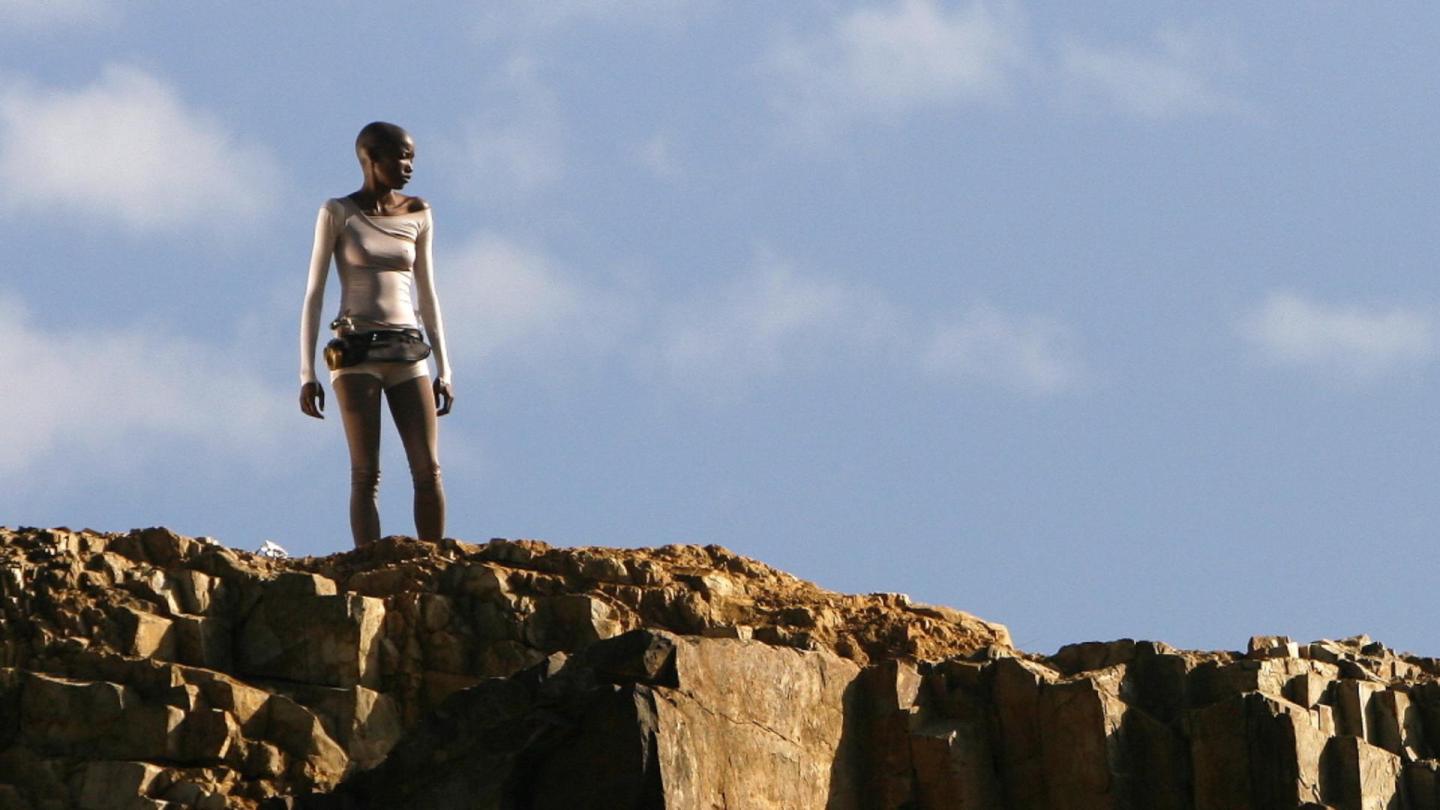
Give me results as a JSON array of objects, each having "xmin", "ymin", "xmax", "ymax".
[{"xmin": 355, "ymin": 121, "xmax": 412, "ymax": 162}]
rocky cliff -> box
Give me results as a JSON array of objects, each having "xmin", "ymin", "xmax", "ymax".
[{"xmin": 0, "ymin": 526, "xmax": 1435, "ymax": 809}]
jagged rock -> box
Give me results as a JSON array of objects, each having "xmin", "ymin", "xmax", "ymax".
[
  {"xmin": 72, "ymin": 760, "xmax": 163, "ymax": 809},
  {"xmin": 908, "ymin": 659, "xmax": 1001, "ymax": 807},
  {"xmin": 652, "ymin": 635, "xmax": 864, "ymax": 808},
  {"xmin": 172, "ymin": 614, "xmax": 232, "ymax": 670},
  {"xmin": 14, "ymin": 524, "xmax": 1440, "ymax": 808},
  {"xmin": 1372, "ymin": 688, "xmax": 1427, "ymax": 760},
  {"xmin": 1052, "ymin": 638, "xmax": 1138, "ymax": 674},
  {"xmin": 583, "ymin": 627, "xmax": 677, "ymax": 685},
  {"xmin": 1408, "ymin": 760, "xmax": 1440, "ymax": 810},
  {"xmin": 114, "ymin": 606, "xmax": 174, "ymax": 660},
  {"xmin": 320, "ymin": 672, "xmax": 561, "ymax": 808},
  {"xmin": 910, "ymin": 717, "xmax": 1002, "ymax": 809},
  {"xmin": 18, "ymin": 673, "xmax": 128, "ymax": 753},
  {"xmin": 236, "ymin": 582, "xmax": 384, "ymax": 688},
  {"xmin": 523, "ymin": 593, "xmax": 626, "ymax": 651},
  {"xmin": 1190, "ymin": 691, "xmax": 1328, "ymax": 809},
  {"xmin": 1329, "ymin": 735, "xmax": 1405, "ymax": 809},
  {"xmin": 308, "ymin": 630, "xmax": 864, "ymax": 809},
  {"xmin": 176, "ymin": 707, "xmax": 242, "ymax": 761},
  {"xmin": 990, "ymin": 656, "xmax": 1057, "ymax": 808},
  {"xmin": 1249, "ymin": 634, "xmax": 1302, "ymax": 660},
  {"xmin": 858, "ymin": 658, "xmax": 926, "ymax": 807},
  {"xmin": 0, "ymin": 524, "xmax": 1013, "ymax": 807},
  {"xmin": 263, "ymin": 693, "xmax": 348, "ymax": 784},
  {"xmin": 277, "ymin": 683, "xmax": 402, "ymax": 770}
]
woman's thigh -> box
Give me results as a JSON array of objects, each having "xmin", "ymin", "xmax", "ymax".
[
  {"xmin": 333, "ymin": 373, "xmax": 385, "ymax": 467},
  {"xmin": 384, "ymin": 375, "xmax": 439, "ymax": 468}
]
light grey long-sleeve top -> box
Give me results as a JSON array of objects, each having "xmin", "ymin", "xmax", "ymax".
[{"xmin": 298, "ymin": 196, "xmax": 452, "ymax": 385}]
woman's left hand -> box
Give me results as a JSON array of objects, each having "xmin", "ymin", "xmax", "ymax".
[{"xmin": 434, "ymin": 379, "xmax": 454, "ymax": 416}]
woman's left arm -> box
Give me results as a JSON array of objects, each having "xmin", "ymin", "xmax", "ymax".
[{"xmin": 414, "ymin": 209, "xmax": 454, "ymax": 415}]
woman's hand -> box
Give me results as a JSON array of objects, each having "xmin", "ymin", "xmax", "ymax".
[
  {"xmin": 300, "ymin": 381, "xmax": 326, "ymax": 419},
  {"xmin": 434, "ymin": 379, "xmax": 454, "ymax": 416}
]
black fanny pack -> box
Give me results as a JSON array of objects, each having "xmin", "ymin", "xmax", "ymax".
[{"xmin": 324, "ymin": 328, "xmax": 431, "ymax": 370}]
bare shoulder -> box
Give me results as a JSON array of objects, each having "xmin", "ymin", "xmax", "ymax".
[{"xmin": 404, "ymin": 195, "xmax": 431, "ymax": 213}]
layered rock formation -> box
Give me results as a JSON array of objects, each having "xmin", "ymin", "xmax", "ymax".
[
  {"xmin": 0, "ymin": 525, "xmax": 1437, "ymax": 809},
  {"xmin": 0, "ymin": 526, "xmax": 1003, "ymax": 808}
]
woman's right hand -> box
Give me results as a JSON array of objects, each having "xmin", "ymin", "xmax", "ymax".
[{"xmin": 300, "ymin": 381, "xmax": 326, "ymax": 419}]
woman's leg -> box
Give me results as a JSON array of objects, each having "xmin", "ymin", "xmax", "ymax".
[
  {"xmin": 334, "ymin": 373, "xmax": 385, "ymax": 547},
  {"xmin": 385, "ymin": 375, "xmax": 445, "ymax": 541}
]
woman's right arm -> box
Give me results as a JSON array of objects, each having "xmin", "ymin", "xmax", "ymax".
[{"xmin": 299, "ymin": 202, "xmax": 339, "ymax": 417}]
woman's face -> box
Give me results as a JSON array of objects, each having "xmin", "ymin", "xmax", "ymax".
[{"xmin": 370, "ymin": 136, "xmax": 416, "ymax": 190}]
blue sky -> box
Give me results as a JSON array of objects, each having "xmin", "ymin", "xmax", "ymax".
[{"xmin": 3, "ymin": 1, "xmax": 1439, "ymax": 655}]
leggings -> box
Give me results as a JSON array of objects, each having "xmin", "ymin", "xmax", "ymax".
[{"xmin": 332, "ymin": 372, "xmax": 445, "ymax": 546}]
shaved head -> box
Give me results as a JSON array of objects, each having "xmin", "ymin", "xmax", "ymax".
[{"xmin": 355, "ymin": 121, "xmax": 411, "ymax": 161}]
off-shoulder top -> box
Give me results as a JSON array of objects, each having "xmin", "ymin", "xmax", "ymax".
[{"xmin": 298, "ymin": 196, "xmax": 452, "ymax": 385}]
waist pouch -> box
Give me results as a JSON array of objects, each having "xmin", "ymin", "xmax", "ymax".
[{"xmin": 324, "ymin": 328, "xmax": 431, "ymax": 370}]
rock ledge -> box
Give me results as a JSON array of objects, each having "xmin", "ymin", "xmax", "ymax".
[{"xmin": 4, "ymin": 526, "xmax": 1439, "ymax": 809}]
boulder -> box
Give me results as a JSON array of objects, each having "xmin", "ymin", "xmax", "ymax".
[
  {"xmin": 524, "ymin": 594, "xmax": 626, "ymax": 651},
  {"xmin": 172, "ymin": 614, "xmax": 232, "ymax": 670},
  {"xmin": 1327, "ymin": 735, "xmax": 1405, "ymax": 810},
  {"xmin": 277, "ymin": 684, "xmax": 403, "ymax": 770},
  {"xmin": 72, "ymin": 760, "xmax": 163, "ymax": 810},
  {"xmin": 1190, "ymin": 692, "xmax": 1327, "ymax": 809},
  {"xmin": 651, "ymin": 636, "xmax": 865, "ymax": 809},
  {"xmin": 114, "ymin": 607, "xmax": 175, "ymax": 661},
  {"xmin": 237, "ymin": 584, "xmax": 384, "ymax": 688}
]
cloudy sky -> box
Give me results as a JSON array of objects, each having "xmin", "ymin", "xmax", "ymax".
[{"xmin": 3, "ymin": 1, "xmax": 1439, "ymax": 655}]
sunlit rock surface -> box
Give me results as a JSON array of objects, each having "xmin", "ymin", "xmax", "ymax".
[{"xmin": 3, "ymin": 525, "xmax": 1438, "ymax": 808}]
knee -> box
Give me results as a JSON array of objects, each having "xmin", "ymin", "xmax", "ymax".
[
  {"xmin": 350, "ymin": 466, "xmax": 380, "ymax": 496},
  {"xmin": 411, "ymin": 463, "xmax": 442, "ymax": 493}
]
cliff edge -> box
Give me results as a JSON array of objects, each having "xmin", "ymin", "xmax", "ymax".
[{"xmin": 0, "ymin": 526, "xmax": 1434, "ymax": 809}]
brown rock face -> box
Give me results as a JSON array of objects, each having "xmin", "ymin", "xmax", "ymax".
[
  {"xmin": 3, "ymin": 526, "xmax": 1439, "ymax": 809},
  {"xmin": 0, "ymin": 526, "xmax": 1004, "ymax": 808}
]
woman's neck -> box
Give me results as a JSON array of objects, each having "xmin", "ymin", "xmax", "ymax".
[{"xmin": 352, "ymin": 187, "xmax": 401, "ymax": 216}]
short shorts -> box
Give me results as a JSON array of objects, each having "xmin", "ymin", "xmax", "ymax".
[{"xmin": 330, "ymin": 359, "xmax": 429, "ymax": 389}]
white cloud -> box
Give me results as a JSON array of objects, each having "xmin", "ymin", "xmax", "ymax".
[
  {"xmin": 449, "ymin": 56, "xmax": 566, "ymax": 198},
  {"xmin": 764, "ymin": 0, "xmax": 1023, "ymax": 137},
  {"xmin": 0, "ymin": 293, "xmax": 293, "ymax": 477},
  {"xmin": 438, "ymin": 234, "xmax": 629, "ymax": 370},
  {"xmin": 1240, "ymin": 291, "xmax": 1435, "ymax": 380},
  {"xmin": 435, "ymin": 233, "xmax": 1080, "ymax": 397},
  {"xmin": 921, "ymin": 306, "xmax": 1081, "ymax": 394},
  {"xmin": 649, "ymin": 254, "xmax": 1079, "ymax": 397},
  {"xmin": 0, "ymin": 0, "xmax": 114, "ymax": 28},
  {"xmin": 654, "ymin": 259, "xmax": 900, "ymax": 389},
  {"xmin": 0, "ymin": 64, "xmax": 279, "ymax": 231},
  {"xmin": 1059, "ymin": 25, "xmax": 1250, "ymax": 121}
]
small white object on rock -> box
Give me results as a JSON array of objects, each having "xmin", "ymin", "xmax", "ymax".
[{"xmin": 257, "ymin": 540, "xmax": 289, "ymax": 559}]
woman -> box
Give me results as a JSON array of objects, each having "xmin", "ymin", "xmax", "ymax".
[{"xmin": 298, "ymin": 121, "xmax": 455, "ymax": 547}]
